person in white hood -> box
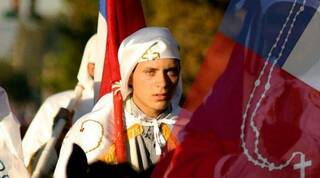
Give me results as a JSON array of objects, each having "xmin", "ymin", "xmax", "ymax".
[
  {"xmin": 22, "ymin": 34, "xmax": 97, "ymax": 170},
  {"xmin": 53, "ymin": 27, "xmax": 186, "ymax": 178},
  {"xmin": 0, "ymin": 87, "xmax": 30, "ymax": 178}
]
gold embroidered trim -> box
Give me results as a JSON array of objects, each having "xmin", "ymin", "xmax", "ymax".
[
  {"xmin": 127, "ymin": 124, "xmax": 143, "ymax": 139},
  {"xmin": 99, "ymin": 123, "xmax": 178, "ymax": 163},
  {"xmin": 139, "ymin": 42, "xmax": 160, "ymax": 61},
  {"xmin": 161, "ymin": 124, "xmax": 171, "ymax": 140},
  {"xmin": 99, "ymin": 144, "xmax": 116, "ymax": 163},
  {"xmin": 161, "ymin": 123, "xmax": 178, "ymax": 150},
  {"xmin": 79, "ymin": 120, "xmax": 104, "ymax": 153}
]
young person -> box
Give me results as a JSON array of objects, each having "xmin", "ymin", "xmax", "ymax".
[{"xmin": 53, "ymin": 27, "xmax": 184, "ymax": 178}]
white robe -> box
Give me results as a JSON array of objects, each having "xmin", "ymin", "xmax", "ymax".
[
  {"xmin": 0, "ymin": 87, "xmax": 30, "ymax": 178},
  {"xmin": 22, "ymin": 89, "xmax": 94, "ymax": 167},
  {"xmin": 22, "ymin": 34, "xmax": 97, "ymax": 168},
  {"xmin": 53, "ymin": 93, "xmax": 183, "ymax": 178}
]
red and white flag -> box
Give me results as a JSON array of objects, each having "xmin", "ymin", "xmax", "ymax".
[{"xmin": 95, "ymin": 0, "xmax": 145, "ymax": 162}]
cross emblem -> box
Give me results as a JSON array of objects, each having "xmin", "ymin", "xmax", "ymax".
[{"xmin": 293, "ymin": 154, "xmax": 312, "ymax": 178}]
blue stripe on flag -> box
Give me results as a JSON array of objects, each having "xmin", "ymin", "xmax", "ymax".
[
  {"xmin": 99, "ymin": 0, "xmax": 107, "ymax": 18},
  {"xmin": 219, "ymin": 0, "xmax": 319, "ymax": 67}
]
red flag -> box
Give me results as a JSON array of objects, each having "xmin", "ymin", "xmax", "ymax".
[
  {"xmin": 98, "ymin": 0, "xmax": 145, "ymax": 163},
  {"xmin": 183, "ymin": 33, "xmax": 234, "ymax": 112}
]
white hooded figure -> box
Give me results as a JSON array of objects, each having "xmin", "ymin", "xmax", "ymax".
[
  {"xmin": 0, "ymin": 87, "xmax": 30, "ymax": 178},
  {"xmin": 22, "ymin": 34, "xmax": 97, "ymax": 169},
  {"xmin": 53, "ymin": 27, "xmax": 187, "ymax": 178}
]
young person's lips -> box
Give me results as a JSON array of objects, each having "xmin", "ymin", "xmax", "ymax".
[{"xmin": 153, "ymin": 93, "xmax": 170, "ymax": 101}]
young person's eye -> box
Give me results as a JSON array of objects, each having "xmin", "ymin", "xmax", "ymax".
[
  {"xmin": 167, "ymin": 69, "xmax": 179, "ymax": 77},
  {"xmin": 144, "ymin": 70, "xmax": 156, "ymax": 76}
]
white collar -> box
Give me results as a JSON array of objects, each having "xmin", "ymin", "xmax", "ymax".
[{"xmin": 125, "ymin": 98, "xmax": 176, "ymax": 155}]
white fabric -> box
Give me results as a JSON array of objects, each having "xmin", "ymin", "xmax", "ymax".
[
  {"xmin": 53, "ymin": 94, "xmax": 114, "ymax": 178},
  {"xmin": 125, "ymin": 99, "xmax": 177, "ymax": 155},
  {"xmin": 77, "ymin": 34, "xmax": 96, "ymax": 92},
  {"xmin": 283, "ymin": 10, "xmax": 320, "ymax": 91},
  {"xmin": 299, "ymin": 59, "xmax": 320, "ymax": 91},
  {"xmin": 0, "ymin": 87, "xmax": 23, "ymax": 161},
  {"xmin": 128, "ymin": 117, "xmax": 175, "ymax": 156},
  {"xmin": 0, "ymin": 87, "xmax": 30, "ymax": 178},
  {"xmin": 94, "ymin": 12, "xmax": 108, "ymax": 98},
  {"xmin": 22, "ymin": 90, "xmax": 94, "ymax": 166},
  {"xmin": 22, "ymin": 34, "xmax": 97, "ymax": 167},
  {"xmin": 53, "ymin": 93, "xmax": 181, "ymax": 178}
]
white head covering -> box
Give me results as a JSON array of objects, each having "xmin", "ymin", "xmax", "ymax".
[
  {"xmin": 118, "ymin": 27, "xmax": 182, "ymax": 106},
  {"xmin": 77, "ymin": 34, "xmax": 97, "ymax": 91}
]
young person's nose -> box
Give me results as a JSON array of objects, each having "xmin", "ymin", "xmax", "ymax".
[{"xmin": 155, "ymin": 71, "xmax": 170, "ymax": 88}]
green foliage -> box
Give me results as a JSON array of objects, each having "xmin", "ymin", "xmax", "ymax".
[
  {"xmin": 0, "ymin": 61, "xmax": 32, "ymax": 102},
  {"xmin": 41, "ymin": 0, "xmax": 98, "ymax": 94}
]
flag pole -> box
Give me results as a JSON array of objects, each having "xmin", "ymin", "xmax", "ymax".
[
  {"xmin": 105, "ymin": 0, "xmax": 127, "ymax": 163},
  {"xmin": 98, "ymin": 0, "xmax": 146, "ymax": 163},
  {"xmin": 113, "ymin": 89, "xmax": 126, "ymax": 162}
]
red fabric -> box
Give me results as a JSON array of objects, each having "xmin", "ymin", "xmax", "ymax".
[
  {"xmin": 98, "ymin": 0, "xmax": 145, "ymax": 162},
  {"xmin": 113, "ymin": 92, "xmax": 126, "ymax": 162},
  {"xmin": 183, "ymin": 33, "xmax": 235, "ymax": 112},
  {"xmin": 99, "ymin": 0, "xmax": 145, "ymax": 96},
  {"xmin": 154, "ymin": 36, "xmax": 320, "ymax": 177},
  {"xmin": 152, "ymin": 132, "xmax": 241, "ymax": 178}
]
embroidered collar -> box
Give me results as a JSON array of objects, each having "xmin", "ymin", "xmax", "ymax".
[{"xmin": 125, "ymin": 97, "xmax": 172, "ymax": 121}]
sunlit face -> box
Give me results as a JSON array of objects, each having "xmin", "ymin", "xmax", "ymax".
[{"xmin": 130, "ymin": 58, "xmax": 180, "ymax": 118}]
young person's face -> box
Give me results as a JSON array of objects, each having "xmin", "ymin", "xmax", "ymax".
[{"xmin": 130, "ymin": 58, "xmax": 180, "ymax": 117}]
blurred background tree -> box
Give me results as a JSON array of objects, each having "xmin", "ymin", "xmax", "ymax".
[{"xmin": 40, "ymin": 0, "xmax": 98, "ymax": 96}]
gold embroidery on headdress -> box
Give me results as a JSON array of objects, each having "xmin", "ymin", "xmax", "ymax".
[{"xmin": 140, "ymin": 42, "xmax": 160, "ymax": 61}]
